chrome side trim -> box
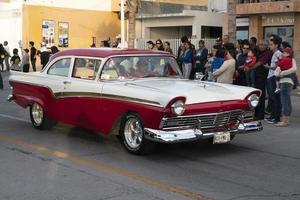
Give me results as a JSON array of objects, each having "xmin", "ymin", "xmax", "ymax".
[
  {"xmin": 101, "ymin": 93, "xmax": 161, "ymax": 106},
  {"xmin": 9, "ymin": 80, "xmax": 162, "ymax": 107}
]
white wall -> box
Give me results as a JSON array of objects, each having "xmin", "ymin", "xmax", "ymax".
[
  {"xmin": 16, "ymin": 0, "xmax": 112, "ymax": 11},
  {"xmin": 208, "ymin": 0, "xmax": 227, "ymax": 13},
  {"xmin": 136, "ymin": 11, "xmax": 224, "ymax": 39},
  {"xmin": 0, "ymin": 3, "xmax": 22, "ymax": 56}
]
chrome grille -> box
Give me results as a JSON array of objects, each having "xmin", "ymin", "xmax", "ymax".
[{"xmin": 161, "ymin": 110, "xmax": 245, "ymax": 130}]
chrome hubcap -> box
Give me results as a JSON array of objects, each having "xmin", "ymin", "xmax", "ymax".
[
  {"xmin": 124, "ymin": 118, "xmax": 143, "ymax": 149},
  {"xmin": 32, "ymin": 103, "xmax": 43, "ymax": 126}
]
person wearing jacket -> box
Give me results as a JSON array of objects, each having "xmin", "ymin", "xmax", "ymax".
[
  {"xmin": 212, "ymin": 43, "xmax": 236, "ymax": 84},
  {"xmin": 178, "ymin": 41, "xmax": 193, "ymax": 79},
  {"xmin": 39, "ymin": 42, "xmax": 50, "ymax": 69},
  {"xmin": 195, "ymin": 40, "xmax": 208, "ymax": 76}
]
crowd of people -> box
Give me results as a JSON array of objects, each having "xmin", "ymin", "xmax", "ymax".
[
  {"xmin": 146, "ymin": 35, "xmax": 299, "ymax": 127},
  {"xmin": 0, "ymin": 40, "xmax": 60, "ymax": 90}
]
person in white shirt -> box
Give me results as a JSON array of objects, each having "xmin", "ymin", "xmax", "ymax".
[
  {"xmin": 212, "ymin": 43, "xmax": 236, "ymax": 84},
  {"xmin": 265, "ymin": 35, "xmax": 282, "ymax": 124}
]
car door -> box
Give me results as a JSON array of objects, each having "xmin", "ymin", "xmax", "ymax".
[
  {"xmin": 43, "ymin": 57, "xmax": 73, "ymax": 122},
  {"xmin": 62, "ymin": 57, "xmax": 104, "ymax": 130}
]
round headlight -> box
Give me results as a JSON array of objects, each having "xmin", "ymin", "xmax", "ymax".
[
  {"xmin": 171, "ymin": 100, "xmax": 185, "ymax": 116},
  {"xmin": 248, "ymin": 94, "xmax": 259, "ymax": 108}
]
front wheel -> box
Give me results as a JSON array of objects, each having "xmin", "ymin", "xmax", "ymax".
[
  {"xmin": 29, "ymin": 102, "xmax": 55, "ymax": 130},
  {"xmin": 119, "ymin": 113, "xmax": 156, "ymax": 155}
]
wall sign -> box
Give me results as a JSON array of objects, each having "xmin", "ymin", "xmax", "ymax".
[
  {"xmin": 58, "ymin": 22, "xmax": 69, "ymax": 47},
  {"xmin": 262, "ymin": 14, "xmax": 295, "ymax": 26},
  {"xmin": 42, "ymin": 20, "xmax": 55, "ymax": 48}
]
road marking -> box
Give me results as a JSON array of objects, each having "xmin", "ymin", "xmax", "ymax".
[
  {"xmin": 0, "ymin": 113, "xmax": 30, "ymax": 123},
  {"xmin": 0, "ymin": 134, "xmax": 212, "ymax": 200}
]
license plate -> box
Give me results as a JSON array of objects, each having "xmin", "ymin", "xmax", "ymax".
[{"xmin": 213, "ymin": 132, "xmax": 231, "ymax": 144}]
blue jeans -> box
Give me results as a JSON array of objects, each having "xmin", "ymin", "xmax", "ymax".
[
  {"xmin": 266, "ymin": 76, "xmax": 281, "ymax": 121},
  {"xmin": 280, "ymin": 83, "xmax": 293, "ymax": 116}
]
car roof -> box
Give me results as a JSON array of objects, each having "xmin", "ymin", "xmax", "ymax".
[{"xmin": 50, "ymin": 48, "xmax": 171, "ymax": 61}]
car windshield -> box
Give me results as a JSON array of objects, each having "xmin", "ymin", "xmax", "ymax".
[{"xmin": 100, "ymin": 56, "xmax": 182, "ymax": 80}]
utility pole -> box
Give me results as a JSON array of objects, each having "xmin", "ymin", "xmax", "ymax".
[{"xmin": 120, "ymin": 0, "xmax": 125, "ymax": 48}]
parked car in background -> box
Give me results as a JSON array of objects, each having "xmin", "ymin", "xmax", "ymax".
[{"xmin": 8, "ymin": 48, "xmax": 262, "ymax": 154}]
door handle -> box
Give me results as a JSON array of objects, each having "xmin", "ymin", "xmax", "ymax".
[{"xmin": 63, "ymin": 81, "xmax": 71, "ymax": 84}]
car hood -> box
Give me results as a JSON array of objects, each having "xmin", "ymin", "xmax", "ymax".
[{"xmin": 102, "ymin": 78, "xmax": 260, "ymax": 107}]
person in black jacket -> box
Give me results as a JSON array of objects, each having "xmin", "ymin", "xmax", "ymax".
[
  {"xmin": 39, "ymin": 42, "xmax": 50, "ymax": 69},
  {"xmin": 195, "ymin": 40, "xmax": 208, "ymax": 76},
  {"xmin": 29, "ymin": 41, "xmax": 37, "ymax": 72}
]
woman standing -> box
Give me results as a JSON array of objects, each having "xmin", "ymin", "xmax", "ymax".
[
  {"xmin": 178, "ymin": 41, "xmax": 193, "ymax": 79},
  {"xmin": 275, "ymin": 55, "xmax": 297, "ymax": 126},
  {"xmin": 212, "ymin": 43, "xmax": 236, "ymax": 84},
  {"xmin": 164, "ymin": 41, "xmax": 173, "ymax": 55}
]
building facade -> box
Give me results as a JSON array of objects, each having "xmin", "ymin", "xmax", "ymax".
[
  {"xmin": 135, "ymin": 0, "xmax": 226, "ymax": 40},
  {"xmin": 235, "ymin": 0, "xmax": 300, "ymax": 68},
  {"xmin": 0, "ymin": 0, "xmax": 120, "ymax": 53}
]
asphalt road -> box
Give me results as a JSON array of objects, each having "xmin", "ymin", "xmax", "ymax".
[{"xmin": 1, "ymin": 71, "xmax": 300, "ymax": 200}]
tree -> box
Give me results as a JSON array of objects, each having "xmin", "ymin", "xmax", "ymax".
[{"xmin": 126, "ymin": 0, "xmax": 139, "ymax": 48}]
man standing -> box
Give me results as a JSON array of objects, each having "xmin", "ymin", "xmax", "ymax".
[
  {"xmin": 266, "ymin": 35, "xmax": 282, "ymax": 124},
  {"xmin": 3, "ymin": 41, "xmax": 10, "ymax": 71},
  {"xmin": 195, "ymin": 40, "xmax": 208, "ymax": 75},
  {"xmin": 245, "ymin": 40, "xmax": 272, "ymax": 120},
  {"xmin": 40, "ymin": 42, "xmax": 50, "ymax": 69},
  {"xmin": 29, "ymin": 41, "xmax": 37, "ymax": 72},
  {"xmin": 235, "ymin": 40, "xmax": 249, "ymax": 86}
]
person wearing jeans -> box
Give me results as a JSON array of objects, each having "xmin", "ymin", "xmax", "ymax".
[
  {"xmin": 266, "ymin": 35, "xmax": 282, "ymax": 124},
  {"xmin": 266, "ymin": 76, "xmax": 281, "ymax": 123},
  {"xmin": 275, "ymin": 59, "xmax": 297, "ymax": 126}
]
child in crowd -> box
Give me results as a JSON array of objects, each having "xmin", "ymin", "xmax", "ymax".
[
  {"xmin": 275, "ymin": 47, "xmax": 293, "ymax": 93},
  {"xmin": 244, "ymin": 49, "xmax": 257, "ymax": 87},
  {"xmin": 205, "ymin": 53, "xmax": 214, "ymax": 80},
  {"xmin": 209, "ymin": 47, "xmax": 225, "ymax": 82},
  {"xmin": 10, "ymin": 48, "xmax": 21, "ymax": 71}
]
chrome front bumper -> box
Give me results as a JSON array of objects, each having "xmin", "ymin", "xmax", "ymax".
[{"xmin": 145, "ymin": 121, "xmax": 263, "ymax": 143}]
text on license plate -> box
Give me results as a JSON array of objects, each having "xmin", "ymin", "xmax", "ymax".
[{"xmin": 213, "ymin": 132, "xmax": 231, "ymax": 144}]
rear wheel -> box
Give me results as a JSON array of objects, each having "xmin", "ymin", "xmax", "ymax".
[
  {"xmin": 119, "ymin": 113, "xmax": 156, "ymax": 155},
  {"xmin": 29, "ymin": 102, "xmax": 55, "ymax": 130}
]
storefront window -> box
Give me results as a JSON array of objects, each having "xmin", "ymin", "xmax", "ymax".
[
  {"xmin": 237, "ymin": 30, "xmax": 249, "ymax": 40},
  {"xmin": 264, "ymin": 26, "xmax": 294, "ymax": 46}
]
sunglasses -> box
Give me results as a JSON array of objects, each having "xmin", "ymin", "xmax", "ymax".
[
  {"xmin": 156, "ymin": 43, "xmax": 161, "ymax": 45},
  {"xmin": 243, "ymin": 47, "xmax": 250, "ymax": 49}
]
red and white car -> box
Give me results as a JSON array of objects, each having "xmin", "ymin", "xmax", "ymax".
[{"xmin": 8, "ymin": 48, "xmax": 262, "ymax": 154}]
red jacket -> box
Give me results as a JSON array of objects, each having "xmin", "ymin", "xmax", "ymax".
[
  {"xmin": 277, "ymin": 57, "xmax": 292, "ymax": 71},
  {"xmin": 245, "ymin": 56, "xmax": 257, "ymax": 69}
]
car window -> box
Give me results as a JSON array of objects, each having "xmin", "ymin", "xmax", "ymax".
[
  {"xmin": 100, "ymin": 56, "xmax": 180, "ymax": 80},
  {"xmin": 72, "ymin": 58, "xmax": 101, "ymax": 80},
  {"xmin": 47, "ymin": 58, "xmax": 71, "ymax": 77}
]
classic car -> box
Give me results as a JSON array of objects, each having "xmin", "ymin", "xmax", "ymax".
[{"xmin": 8, "ymin": 48, "xmax": 262, "ymax": 154}]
